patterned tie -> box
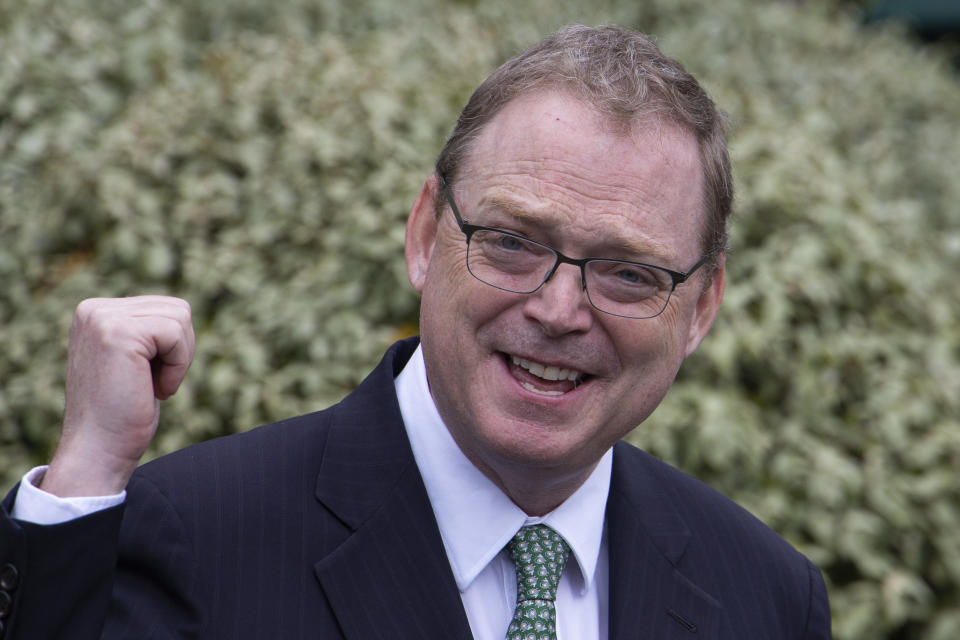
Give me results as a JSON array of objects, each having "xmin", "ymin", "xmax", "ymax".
[{"xmin": 505, "ymin": 525, "xmax": 570, "ymax": 640}]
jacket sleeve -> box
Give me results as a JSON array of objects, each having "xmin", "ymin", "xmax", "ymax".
[
  {"xmin": 803, "ymin": 559, "xmax": 833, "ymax": 639},
  {"xmin": 0, "ymin": 484, "xmax": 125, "ymax": 640},
  {"xmin": 99, "ymin": 474, "xmax": 204, "ymax": 639},
  {"xmin": 0, "ymin": 476, "xmax": 206, "ymax": 640}
]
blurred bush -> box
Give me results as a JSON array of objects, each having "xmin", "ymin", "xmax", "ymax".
[{"xmin": 1, "ymin": 0, "xmax": 958, "ymax": 637}]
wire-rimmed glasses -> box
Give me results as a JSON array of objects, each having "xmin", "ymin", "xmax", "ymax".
[{"xmin": 439, "ymin": 176, "xmax": 715, "ymax": 319}]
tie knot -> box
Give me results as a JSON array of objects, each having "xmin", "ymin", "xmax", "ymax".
[{"xmin": 507, "ymin": 525, "xmax": 570, "ymax": 603}]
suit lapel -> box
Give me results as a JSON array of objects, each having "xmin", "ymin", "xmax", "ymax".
[
  {"xmin": 313, "ymin": 466, "xmax": 473, "ymax": 640},
  {"xmin": 606, "ymin": 443, "xmax": 723, "ymax": 639},
  {"xmin": 312, "ymin": 338, "xmax": 473, "ymax": 640}
]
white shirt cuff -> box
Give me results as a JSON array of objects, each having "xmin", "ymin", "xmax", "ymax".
[{"xmin": 11, "ymin": 466, "xmax": 126, "ymax": 525}]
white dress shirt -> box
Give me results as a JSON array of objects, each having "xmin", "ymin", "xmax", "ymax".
[
  {"xmin": 13, "ymin": 468, "xmax": 125, "ymax": 524},
  {"xmin": 396, "ymin": 346, "xmax": 610, "ymax": 640},
  {"xmin": 14, "ymin": 344, "xmax": 612, "ymax": 640}
]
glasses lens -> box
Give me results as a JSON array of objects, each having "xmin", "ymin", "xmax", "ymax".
[
  {"xmin": 464, "ymin": 229, "xmax": 677, "ymax": 319},
  {"xmin": 585, "ymin": 259, "xmax": 674, "ymax": 318},
  {"xmin": 466, "ymin": 230, "xmax": 555, "ymax": 293}
]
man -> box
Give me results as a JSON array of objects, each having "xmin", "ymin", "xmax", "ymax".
[{"xmin": 0, "ymin": 25, "xmax": 831, "ymax": 639}]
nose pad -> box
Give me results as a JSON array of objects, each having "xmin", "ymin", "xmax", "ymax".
[
  {"xmin": 524, "ymin": 263, "xmax": 593, "ymax": 335},
  {"xmin": 542, "ymin": 259, "xmax": 588, "ymax": 292}
]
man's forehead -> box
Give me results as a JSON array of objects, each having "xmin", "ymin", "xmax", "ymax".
[
  {"xmin": 455, "ymin": 89, "xmax": 707, "ymax": 259},
  {"xmin": 474, "ymin": 192, "xmax": 679, "ymax": 260},
  {"xmin": 477, "ymin": 88, "xmax": 690, "ymax": 151},
  {"xmin": 460, "ymin": 91, "xmax": 701, "ymax": 190}
]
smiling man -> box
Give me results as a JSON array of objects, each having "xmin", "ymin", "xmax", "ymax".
[
  {"xmin": 410, "ymin": 89, "xmax": 720, "ymax": 519},
  {"xmin": 0, "ymin": 25, "xmax": 831, "ymax": 640}
]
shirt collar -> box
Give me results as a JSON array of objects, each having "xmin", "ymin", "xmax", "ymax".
[{"xmin": 395, "ymin": 345, "xmax": 611, "ymax": 595}]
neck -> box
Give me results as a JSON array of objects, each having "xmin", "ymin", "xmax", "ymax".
[{"xmin": 466, "ymin": 452, "xmax": 599, "ymax": 517}]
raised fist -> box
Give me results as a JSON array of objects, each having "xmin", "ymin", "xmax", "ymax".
[{"xmin": 41, "ymin": 296, "xmax": 195, "ymax": 497}]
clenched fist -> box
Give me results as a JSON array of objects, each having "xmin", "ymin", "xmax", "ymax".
[{"xmin": 41, "ymin": 296, "xmax": 195, "ymax": 498}]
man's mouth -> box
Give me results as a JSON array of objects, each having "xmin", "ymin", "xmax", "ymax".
[{"xmin": 508, "ymin": 354, "xmax": 586, "ymax": 396}]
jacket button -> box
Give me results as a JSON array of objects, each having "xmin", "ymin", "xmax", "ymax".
[
  {"xmin": 0, "ymin": 590, "xmax": 10, "ymax": 619},
  {"xmin": 0, "ymin": 566, "xmax": 15, "ymax": 592}
]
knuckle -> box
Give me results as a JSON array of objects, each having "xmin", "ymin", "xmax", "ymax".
[
  {"xmin": 176, "ymin": 297, "xmax": 192, "ymax": 317},
  {"xmin": 74, "ymin": 298, "xmax": 98, "ymax": 319},
  {"xmin": 74, "ymin": 298, "xmax": 109, "ymax": 330}
]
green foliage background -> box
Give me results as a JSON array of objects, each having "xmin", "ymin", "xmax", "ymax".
[{"xmin": 1, "ymin": 0, "xmax": 958, "ymax": 637}]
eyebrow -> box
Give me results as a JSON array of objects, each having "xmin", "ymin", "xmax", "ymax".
[{"xmin": 477, "ymin": 195, "xmax": 678, "ymax": 263}]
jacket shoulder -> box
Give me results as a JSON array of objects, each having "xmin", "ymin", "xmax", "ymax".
[{"xmin": 610, "ymin": 441, "xmax": 831, "ymax": 638}]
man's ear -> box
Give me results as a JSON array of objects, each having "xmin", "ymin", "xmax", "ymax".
[
  {"xmin": 405, "ymin": 174, "xmax": 442, "ymax": 294},
  {"xmin": 684, "ymin": 254, "xmax": 726, "ymax": 357}
]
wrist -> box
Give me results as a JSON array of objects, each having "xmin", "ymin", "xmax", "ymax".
[
  {"xmin": 42, "ymin": 442, "xmax": 138, "ymax": 498},
  {"xmin": 15, "ymin": 466, "xmax": 126, "ymax": 524}
]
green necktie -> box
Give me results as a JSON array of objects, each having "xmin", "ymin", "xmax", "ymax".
[{"xmin": 505, "ymin": 524, "xmax": 570, "ymax": 640}]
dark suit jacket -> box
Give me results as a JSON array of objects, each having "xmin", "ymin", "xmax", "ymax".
[{"xmin": 0, "ymin": 337, "xmax": 830, "ymax": 639}]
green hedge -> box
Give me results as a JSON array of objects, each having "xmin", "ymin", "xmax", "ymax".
[{"xmin": 2, "ymin": 0, "xmax": 958, "ymax": 637}]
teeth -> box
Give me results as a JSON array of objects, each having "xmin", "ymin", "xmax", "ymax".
[
  {"xmin": 521, "ymin": 382, "xmax": 564, "ymax": 396},
  {"xmin": 511, "ymin": 356, "xmax": 582, "ymax": 382}
]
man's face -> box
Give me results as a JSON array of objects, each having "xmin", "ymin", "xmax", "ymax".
[{"xmin": 406, "ymin": 90, "xmax": 724, "ymax": 499}]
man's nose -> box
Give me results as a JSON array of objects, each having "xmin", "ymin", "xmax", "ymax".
[{"xmin": 521, "ymin": 263, "xmax": 594, "ymax": 337}]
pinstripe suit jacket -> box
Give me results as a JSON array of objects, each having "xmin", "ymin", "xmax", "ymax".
[{"xmin": 0, "ymin": 337, "xmax": 830, "ymax": 639}]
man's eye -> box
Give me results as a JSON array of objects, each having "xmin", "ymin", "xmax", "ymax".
[
  {"xmin": 498, "ymin": 235, "xmax": 526, "ymax": 251},
  {"xmin": 615, "ymin": 267, "xmax": 642, "ymax": 283},
  {"xmin": 609, "ymin": 266, "xmax": 659, "ymax": 287},
  {"xmin": 590, "ymin": 262, "xmax": 667, "ymax": 296}
]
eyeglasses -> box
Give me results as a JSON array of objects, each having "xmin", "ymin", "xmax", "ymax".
[{"xmin": 439, "ymin": 176, "xmax": 715, "ymax": 319}]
